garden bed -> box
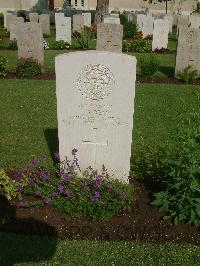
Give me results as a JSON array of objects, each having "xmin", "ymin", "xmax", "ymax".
[{"xmin": 1, "ymin": 176, "xmax": 199, "ymax": 245}]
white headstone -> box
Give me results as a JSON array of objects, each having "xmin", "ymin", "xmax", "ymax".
[
  {"xmin": 6, "ymin": 15, "xmax": 17, "ymax": 31},
  {"xmin": 175, "ymin": 28, "xmax": 200, "ymax": 76},
  {"xmin": 29, "ymin": 13, "xmax": 39, "ymax": 23},
  {"xmin": 164, "ymin": 15, "xmax": 173, "ymax": 33},
  {"xmin": 152, "ymin": 19, "xmax": 169, "ymax": 50},
  {"xmin": 39, "ymin": 14, "xmax": 50, "ymax": 35},
  {"xmin": 142, "ymin": 16, "xmax": 154, "ymax": 38},
  {"xmin": 55, "ymin": 13, "xmax": 64, "ymax": 25},
  {"xmin": 137, "ymin": 14, "xmax": 146, "ymax": 32},
  {"xmin": 83, "ymin": 13, "xmax": 91, "ymax": 27},
  {"xmin": 103, "ymin": 16, "xmax": 120, "ymax": 25},
  {"xmin": 17, "ymin": 22, "xmax": 44, "ymax": 65},
  {"xmin": 73, "ymin": 14, "xmax": 84, "ymax": 32},
  {"xmin": 96, "ymin": 23, "xmax": 123, "ymax": 52},
  {"xmin": 10, "ymin": 17, "xmax": 24, "ymax": 40},
  {"xmin": 55, "ymin": 51, "xmax": 137, "ymax": 183},
  {"xmin": 56, "ymin": 17, "xmax": 71, "ymax": 43},
  {"xmin": 190, "ymin": 14, "xmax": 200, "ymax": 29}
]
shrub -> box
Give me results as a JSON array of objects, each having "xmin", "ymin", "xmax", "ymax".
[
  {"xmin": 177, "ymin": 66, "xmax": 199, "ymax": 84},
  {"xmin": 138, "ymin": 54, "xmax": 160, "ymax": 79},
  {"xmin": 133, "ymin": 113, "xmax": 200, "ymax": 226},
  {"xmin": 8, "ymin": 39, "xmax": 17, "ymax": 50},
  {"xmin": 16, "ymin": 58, "xmax": 42, "ymax": 78},
  {"xmin": 52, "ymin": 40, "xmax": 70, "ymax": 50},
  {"xmin": 122, "ymin": 39, "xmax": 152, "ymax": 53},
  {"xmin": 123, "ymin": 21, "xmax": 138, "ymax": 39},
  {"xmin": 8, "ymin": 150, "xmax": 134, "ymax": 221},
  {"xmin": 0, "ymin": 56, "xmax": 9, "ymax": 77},
  {"xmin": 0, "ymin": 169, "xmax": 20, "ymax": 200},
  {"xmin": 72, "ymin": 27, "xmax": 95, "ymax": 49},
  {"xmin": 0, "ymin": 12, "xmax": 4, "ymax": 26}
]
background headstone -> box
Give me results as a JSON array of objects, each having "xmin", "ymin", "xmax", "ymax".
[
  {"xmin": 103, "ymin": 16, "xmax": 120, "ymax": 25},
  {"xmin": 29, "ymin": 13, "xmax": 39, "ymax": 23},
  {"xmin": 17, "ymin": 22, "xmax": 44, "ymax": 65},
  {"xmin": 39, "ymin": 14, "xmax": 50, "ymax": 35},
  {"xmin": 152, "ymin": 19, "xmax": 169, "ymax": 50},
  {"xmin": 73, "ymin": 14, "xmax": 84, "ymax": 32},
  {"xmin": 190, "ymin": 14, "xmax": 200, "ymax": 29},
  {"xmin": 6, "ymin": 15, "xmax": 17, "ymax": 32},
  {"xmin": 10, "ymin": 17, "xmax": 24, "ymax": 40},
  {"xmin": 142, "ymin": 16, "xmax": 154, "ymax": 38},
  {"xmin": 164, "ymin": 15, "xmax": 173, "ymax": 33},
  {"xmin": 55, "ymin": 13, "xmax": 64, "ymax": 25},
  {"xmin": 83, "ymin": 13, "xmax": 91, "ymax": 27},
  {"xmin": 137, "ymin": 14, "xmax": 146, "ymax": 32},
  {"xmin": 56, "ymin": 17, "xmax": 71, "ymax": 43},
  {"xmin": 55, "ymin": 51, "xmax": 137, "ymax": 182},
  {"xmin": 175, "ymin": 28, "xmax": 200, "ymax": 76},
  {"xmin": 96, "ymin": 23, "xmax": 123, "ymax": 52}
]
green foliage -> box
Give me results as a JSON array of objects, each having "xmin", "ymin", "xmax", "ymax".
[
  {"xmin": 0, "ymin": 13, "xmax": 4, "ymax": 26},
  {"xmin": 177, "ymin": 66, "xmax": 199, "ymax": 84},
  {"xmin": 138, "ymin": 54, "xmax": 160, "ymax": 79},
  {"xmin": 123, "ymin": 21, "xmax": 138, "ymax": 39},
  {"xmin": 0, "ymin": 169, "xmax": 19, "ymax": 200},
  {"xmin": 8, "ymin": 39, "xmax": 17, "ymax": 50},
  {"xmin": 134, "ymin": 112, "xmax": 200, "ymax": 226},
  {"xmin": 72, "ymin": 27, "xmax": 96, "ymax": 49},
  {"xmin": 119, "ymin": 13, "xmax": 128, "ymax": 25},
  {"xmin": 51, "ymin": 40, "xmax": 71, "ymax": 50},
  {"xmin": 122, "ymin": 39, "xmax": 152, "ymax": 53},
  {"xmin": 0, "ymin": 56, "xmax": 9, "ymax": 77},
  {"xmin": 16, "ymin": 59, "xmax": 42, "ymax": 78},
  {"xmin": 16, "ymin": 10, "xmax": 26, "ymax": 21}
]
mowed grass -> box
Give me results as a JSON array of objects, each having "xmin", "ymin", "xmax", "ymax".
[
  {"xmin": 0, "ymin": 232, "xmax": 200, "ymax": 265},
  {"xmin": 1, "ymin": 79, "xmax": 200, "ymax": 168}
]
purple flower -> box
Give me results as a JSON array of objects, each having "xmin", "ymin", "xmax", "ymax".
[
  {"xmin": 63, "ymin": 175, "xmax": 71, "ymax": 184},
  {"xmin": 64, "ymin": 190, "xmax": 70, "ymax": 197},
  {"xmin": 96, "ymin": 175, "xmax": 103, "ymax": 181},
  {"xmin": 18, "ymin": 200, "xmax": 25, "ymax": 208},
  {"xmin": 39, "ymin": 171, "xmax": 49, "ymax": 182},
  {"xmin": 90, "ymin": 192, "xmax": 101, "ymax": 202},
  {"xmin": 31, "ymin": 159, "xmax": 39, "ymax": 165},
  {"xmin": 28, "ymin": 178, "xmax": 34, "ymax": 186},
  {"xmin": 119, "ymin": 191, "xmax": 126, "ymax": 198},
  {"xmin": 72, "ymin": 148, "xmax": 78, "ymax": 156},
  {"xmin": 43, "ymin": 197, "xmax": 50, "ymax": 205},
  {"xmin": 95, "ymin": 182, "xmax": 101, "ymax": 189},
  {"xmin": 57, "ymin": 184, "xmax": 64, "ymax": 192},
  {"xmin": 54, "ymin": 152, "xmax": 60, "ymax": 160},
  {"xmin": 108, "ymin": 184, "xmax": 113, "ymax": 190},
  {"xmin": 35, "ymin": 191, "xmax": 41, "ymax": 197},
  {"xmin": 52, "ymin": 191, "xmax": 59, "ymax": 197}
]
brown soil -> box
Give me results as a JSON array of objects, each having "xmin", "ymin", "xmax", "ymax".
[{"xmin": 0, "ymin": 176, "xmax": 199, "ymax": 244}]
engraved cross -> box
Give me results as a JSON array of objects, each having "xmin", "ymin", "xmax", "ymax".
[{"xmin": 82, "ymin": 128, "xmax": 108, "ymax": 166}]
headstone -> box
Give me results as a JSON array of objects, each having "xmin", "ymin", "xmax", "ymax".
[
  {"xmin": 83, "ymin": 13, "xmax": 91, "ymax": 27},
  {"xmin": 39, "ymin": 14, "xmax": 50, "ymax": 35},
  {"xmin": 55, "ymin": 13, "xmax": 64, "ymax": 25},
  {"xmin": 152, "ymin": 19, "xmax": 169, "ymax": 50},
  {"xmin": 190, "ymin": 14, "xmax": 200, "ymax": 29},
  {"xmin": 17, "ymin": 22, "xmax": 44, "ymax": 65},
  {"xmin": 4, "ymin": 12, "xmax": 11, "ymax": 29},
  {"xmin": 164, "ymin": 15, "xmax": 173, "ymax": 33},
  {"xmin": 56, "ymin": 17, "xmax": 71, "ymax": 43},
  {"xmin": 175, "ymin": 28, "xmax": 200, "ymax": 76},
  {"xmin": 10, "ymin": 17, "xmax": 24, "ymax": 40},
  {"xmin": 96, "ymin": 23, "xmax": 123, "ymax": 53},
  {"xmin": 73, "ymin": 14, "xmax": 84, "ymax": 32},
  {"xmin": 103, "ymin": 16, "xmax": 120, "ymax": 25},
  {"xmin": 29, "ymin": 13, "xmax": 39, "ymax": 23},
  {"xmin": 55, "ymin": 51, "xmax": 137, "ymax": 183},
  {"xmin": 6, "ymin": 15, "xmax": 17, "ymax": 32},
  {"xmin": 142, "ymin": 16, "xmax": 154, "ymax": 38},
  {"xmin": 137, "ymin": 14, "xmax": 146, "ymax": 32}
]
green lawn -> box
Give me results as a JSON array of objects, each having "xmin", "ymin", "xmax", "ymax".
[
  {"xmin": 0, "ymin": 232, "xmax": 200, "ymax": 265},
  {"xmin": 1, "ymin": 80, "xmax": 199, "ymax": 169}
]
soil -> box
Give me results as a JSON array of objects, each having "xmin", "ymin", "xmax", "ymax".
[
  {"xmin": 2, "ymin": 73, "xmax": 200, "ymax": 85},
  {"xmin": 0, "ymin": 173, "xmax": 200, "ymax": 244}
]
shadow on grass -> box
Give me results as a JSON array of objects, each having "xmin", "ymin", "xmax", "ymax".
[
  {"xmin": 44, "ymin": 128, "xmax": 59, "ymax": 164},
  {"xmin": 159, "ymin": 66, "xmax": 175, "ymax": 78},
  {"xmin": 0, "ymin": 196, "xmax": 57, "ymax": 265}
]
